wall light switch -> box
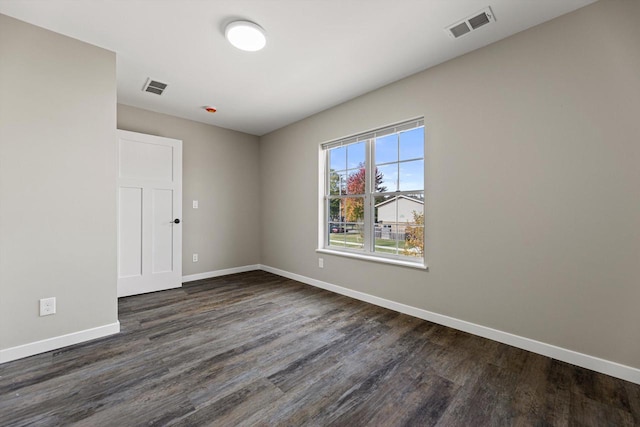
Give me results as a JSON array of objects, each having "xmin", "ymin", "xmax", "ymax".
[
  {"xmin": 40, "ymin": 297, "xmax": 56, "ymax": 316},
  {"xmin": 192, "ymin": 200, "xmax": 198, "ymax": 209}
]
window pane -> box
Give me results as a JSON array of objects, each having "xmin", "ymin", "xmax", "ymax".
[
  {"xmin": 374, "ymin": 225, "xmax": 402, "ymax": 255},
  {"xmin": 328, "ymin": 223, "xmax": 364, "ymax": 250},
  {"xmin": 374, "ymin": 195, "xmax": 398, "ymax": 255},
  {"xmin": 329, "ymin": 146, "xmax": 346, "ymax": 171},
  {"xmin": 339, "ymin": 172, "xmax": 348, "ymax": 195},
  {"xmin": 329, "ymin": 222, "xmax": 345, "ymax": 233},
  {"xmin": 344, "ymin": 222, "xmax": 364, "ymax": 250},
  {"xmin": 372, "ymin": 166, "xmax": 388, "ymax": 194},
  {"xmin": 345, "ymin": 167, "xmax": 366, "ymax": 195},
  {"xmin": 377, "ymin": 163, "xmax": 398, "ymax": 193},
  {"xmin": 373, "ymin": 193, "xmax": 424, "ymax": 257},
  {"xmin": 343, "ymin": 196, "xmax": 365, "ymax": 223},
  {"xmin": 401, "ymin": 194, "xmax": 424, "ymax": 257},
  {"xmin": 347, "ymin": 141, "xmax": 365, "ymax": 169},
  {"xmin": 399, "ymin": 127, "xmax": 424, "ymax": 161},
  {"xmin": 327, "ymin": 197, "xmax": 347, "ymax": 249},
  {"xmin": 403, "ymin": 226, "xmax": 424, "ymax": 258},
  {"xmin": 327, "ymin": 197, "xmax": 341, "ymax": 222},
  {"xmin": 398, "ymin": 193, "xmax": 424, "ymax": 225},
  {"xmin": 375, "ymin": 134, "xmax": 397, "ymax": 165},
  {"xmin": 399, "ymin": 160, "xmax": 423, "ymax": 192},
  {"xmin": 328, "ymin": 222, "xmax": 346, "ymax": 248},
  {"xmin": 328, "ymin": 171, "xmax": 342, "ymax": 196}
]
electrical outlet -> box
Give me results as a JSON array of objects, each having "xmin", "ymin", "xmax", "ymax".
[
  {"xmin": 192, "ymin": 253, "xmax": 198, "ymax": 262},
  {"xmin": 39, "ymin": 297, "xmax": 56, "ymax": 316},
  {"xmin": 192, "ymin": 200, "xmax": 198, "ymax": 209},
  {"xmin": 318, "ymin": 258, "xmax": 324, "ymax": 268}
]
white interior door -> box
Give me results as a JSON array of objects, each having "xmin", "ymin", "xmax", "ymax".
[{"xmin": 117, "ymin": 130, "xmax": 182, "ymax": 297}]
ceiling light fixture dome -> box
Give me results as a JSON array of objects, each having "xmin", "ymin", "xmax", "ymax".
[{"xmin": 225, "ymin": 21, "xmax": 266, "ymax": 52}]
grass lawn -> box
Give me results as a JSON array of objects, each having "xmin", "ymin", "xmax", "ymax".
[{"xmin": 329, "ymin": 232, "xmax": 409, "ymax": 254}]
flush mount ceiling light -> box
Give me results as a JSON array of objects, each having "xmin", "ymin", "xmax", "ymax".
[{"xmin": 225, "ymin": 21, "xmax": 266, "ymax": 52}]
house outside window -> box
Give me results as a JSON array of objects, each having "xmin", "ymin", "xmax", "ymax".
[{"xmin": 320, "ymin": 118, "xmax": 425, "ymax": 267}]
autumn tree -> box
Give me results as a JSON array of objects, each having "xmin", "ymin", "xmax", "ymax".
[
  {"xmin": 403, "ymin": 210, "xmax": 424, "ymax": 257},
  {"xmin": 344, "ymin": 163, "xmax": 386, "ymax": 222}
]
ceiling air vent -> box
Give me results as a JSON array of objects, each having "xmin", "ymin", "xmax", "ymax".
[
  {"xmin": 142, "ymin": 78, "xmax": 168, "ymax": 95},
  {"xmin": 446, "ymin": 7, "xmax": 495, "ymax": 39}
]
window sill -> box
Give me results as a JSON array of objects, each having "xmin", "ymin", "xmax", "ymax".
[{"xmin": 316, "ymin": 248, "xmax": 428, "ymax": 270}]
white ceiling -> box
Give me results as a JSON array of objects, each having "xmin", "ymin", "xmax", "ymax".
[{"xmin": 0, "ymin": 0, "xmax": 596, "ymax": 136}]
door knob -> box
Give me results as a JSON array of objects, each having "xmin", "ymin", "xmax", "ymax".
[{"xmin": 173, "ymin": 219, "xmax": 181, "ymax": 224}]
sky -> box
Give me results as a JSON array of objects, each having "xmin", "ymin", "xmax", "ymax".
[{"xmin": 329, "ymin": 126, "xmax": 424, "ymax": 193}]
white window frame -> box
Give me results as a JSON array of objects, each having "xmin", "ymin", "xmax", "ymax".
[{"xmin": 317, "ymin": 118, "xmax": 426, "ymax": 269}]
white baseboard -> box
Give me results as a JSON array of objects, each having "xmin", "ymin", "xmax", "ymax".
[
  {"xmin": 0, "ymin": 321, "xmax": 120, "ymax": 364},
  {"xmin": 182, "ymin": 264, "xmax": 261, "ymax": 283},
  {"xmin": 1, "ymin": 263, "xmax": 262, "ymax": 365},
  {"xmin": 4, "ymin": 266, "xmax": 638, "ymax": 385},
  {"xmin": 260, "ymin": 265, "xmax": 640, "ymax": 385}
]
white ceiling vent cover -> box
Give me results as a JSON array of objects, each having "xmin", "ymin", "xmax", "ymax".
[
  {"xmin": 142, "ymin": 78, "xmax": 168, "ymax": 95},
  {"xmin": 446, "ymin": 7, "xmax": 495, "ymax": 39}
]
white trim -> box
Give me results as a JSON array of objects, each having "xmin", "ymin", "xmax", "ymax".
[
  {"xmin": 259, "ymin": 265, "xmax": 640, "ymax": 385},
  {"xmin": 318, "ymin": 144, "xmax": 325, "ymax": 256},
  {"xmin": 316, "ymin": 248, "xmax": 427, "ymax": 270},
  {"xmin": 319, "ymin": 117, "xmax": 424, "ymax": 149},
  {"xmin": 0, "ymin": 321, "xmax": 120, "ymax": 364},
  {"xmin": 182, "ymin": 265, "xmax": 261, "ymax": 283}
]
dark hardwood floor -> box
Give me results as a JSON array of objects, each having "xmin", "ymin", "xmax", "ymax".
[{"xmin": 1, "ymin": 270, "xmax": 638, "ymax": 426}]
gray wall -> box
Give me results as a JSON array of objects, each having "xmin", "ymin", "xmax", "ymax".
[
  {"xmin": 0, "ymin": 15, "xmax": 118, "ymax": 349},
  {"xmin": 260, "ymin": 0, "xmax": 640, "ymax": 369},
  {"xmin": 117, "ymin": 105, "xmax": 261, "ymax": 276}
]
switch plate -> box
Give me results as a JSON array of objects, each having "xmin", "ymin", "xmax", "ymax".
[
  {"xmin": 40, "ymin": 297, "xmax": 56, "ymax": 316},
  {"xmin": 192, "ymin": 200, "xmax": 198, "ymax": 209},
  {"xmin": 318, "ymin": 258, "xmax": 324, "ymax": 268},
  {"xmin": 193, "ymin": 253, "xmax": 198, "ymax": 262}
]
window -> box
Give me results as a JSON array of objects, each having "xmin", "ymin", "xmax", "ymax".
[{"xmin": 321, "ymin": 118, "xmax": 425, "ymax": 266}]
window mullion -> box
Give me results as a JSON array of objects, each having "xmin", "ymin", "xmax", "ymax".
[
  {"xmin": 324, "ymin": 149, "xmax": 328, "ymax": 196},
  {"xmin": 396, "ymin": 133, "xmax": 400, "ymax": 192},
  {"xmin": 363, "ymin": 138, "xmax": 373, "ymax": 253},
  {"xmin": 325, "ymin": 196, "xmax": 330, "ymax": 247},
  {"xmin": 323, "ymin": 151, "xmax": 327, "ymax": 247},
  {"xmin": 324, "ymin": 150, "xmax": 330, "ymax": 247}
]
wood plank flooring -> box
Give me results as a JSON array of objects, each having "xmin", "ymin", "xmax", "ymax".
[{"xmin": 1, "ymin": 270, "xmax": 638, "ymax": 426}]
